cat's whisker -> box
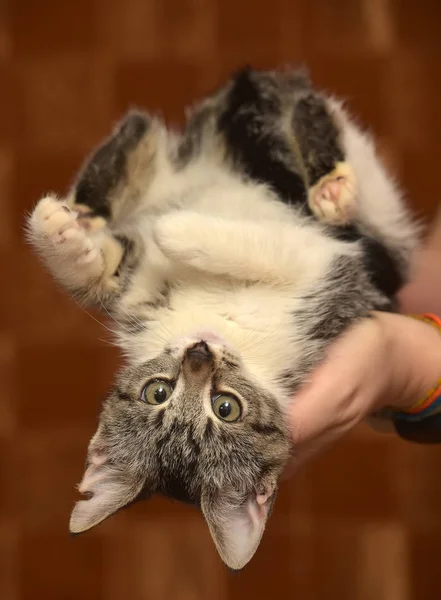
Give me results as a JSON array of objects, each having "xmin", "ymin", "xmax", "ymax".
[
  {"xmin": 100, "ymin": 301, "xmax": 142, "ymax": 337},
  {"xmin": 239, "ymin": 314, "xmax": 291, "ymax": 352},
  {"xmin": 98, "ymin": 336, "xmax": 119, "ymax": 348},
  {"xmin": 71, "ymin": 297, "xmax": 118, "ymax": 337},
  {"xmin": 122, "ymin": 306, "xmax": 146, "ymax": 326},
  {"xmin": 152, "ymin": 319, "xmax": 175, "ymax": 341}
]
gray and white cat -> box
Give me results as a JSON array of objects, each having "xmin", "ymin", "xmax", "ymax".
[{"xmin": 27, "ymin": 68, "xmax": 418, "ymax": 570}]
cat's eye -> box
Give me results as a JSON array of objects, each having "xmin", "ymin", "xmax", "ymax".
[
  {"xmin": 141, "ymin": 380, "xmax": 173, "ymax": 405},
  {"xmin": 212, "ymin": 394, "xmax": 242, "ymax": 422}
]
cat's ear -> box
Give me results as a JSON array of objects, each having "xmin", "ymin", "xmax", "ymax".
[
  {"xmin": 201, "ymin": 483, "xmax": 277, "ymax": 570},
  {"xmin": 69, "ymin": 443, "xmax": 146, "ymax": 535}
]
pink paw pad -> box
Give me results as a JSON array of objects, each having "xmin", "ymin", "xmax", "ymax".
[{"xmin": 308, "ymin": 166, "xmax": 357, "ymax": 225}]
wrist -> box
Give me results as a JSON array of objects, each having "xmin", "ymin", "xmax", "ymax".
[{"xmin": 376, "ymin": 312, "xmax": 441, "ymax": 412}]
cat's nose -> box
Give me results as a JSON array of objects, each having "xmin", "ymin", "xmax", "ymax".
[{"xmin": 183, "ymin": 341, "xmax": 213, "ymax": 376}]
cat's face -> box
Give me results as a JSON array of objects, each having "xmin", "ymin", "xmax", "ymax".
[{"xmin": 70, "ymin": 333, "xmax": 291, "ymax": 569}]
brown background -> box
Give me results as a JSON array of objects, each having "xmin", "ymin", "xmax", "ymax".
[{"xmin": 1, "ymin": 0, "xmax": 441, "ymax": 599}]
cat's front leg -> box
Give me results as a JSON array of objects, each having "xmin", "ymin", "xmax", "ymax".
[
  {"xmin": 27, "ymin": 195, "xmax": 126, "ymax": 304},
  {"xmin": 154, "ymin": 211, "xmax": 338, "ymax": 285},
  {"xmin": 155, "ymin": 212, "xmax": 260, "ymax": 279}
]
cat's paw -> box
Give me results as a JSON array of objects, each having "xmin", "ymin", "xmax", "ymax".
[
  {"xmin": 28, "ymin": 195, "xmax": 104, "ymax": 280},
  {"xmin": 154, "ymin": 212, "xmax": 211, "ymax": 268},
  {"xmin": 308, "ymin": 162, "xmax": 357, "ymax": 225}
]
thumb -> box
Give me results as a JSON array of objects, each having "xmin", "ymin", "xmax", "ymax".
[
  {"xmin": 286, "ymin": 318, "xmax": 383, "ymax": 476},
  {"xmin": 287, "ymin": 361, "xmax": 365, "ymax": 474},
  {"xmin": 290, "ymin": 356, "xmax": 359, "ymax": 446},
  {"xmin": 286, "ymin": 384, "xmax": 355, "ymax": 477},
  {"xmin": 290, "ymin": 386, "xmax": 341, "ymax": 447}
]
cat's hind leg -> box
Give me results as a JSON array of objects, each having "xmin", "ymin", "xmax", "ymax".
[
  {"xmin": 28, "ymin": 111, "xmax": 165, "ymax": 306},
  {"xmin": 67, "ymin": 110, "xmax": 161, "ymax": 230},
  {"xmin": 307, "ymin": 161, "xmax": 357, "ymax": 225},
  {"xmin": 292, "ymin": 93, "xmax": 357, "ymax": 225}
]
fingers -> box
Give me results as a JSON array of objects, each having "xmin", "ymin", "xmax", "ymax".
[
  {"xmin": 287, "ymin": 317, "xmax": 386, "ymax": 475},
  {"xmin": 288, "ymin": 374, "xmax": 360, "ymax": 474}
]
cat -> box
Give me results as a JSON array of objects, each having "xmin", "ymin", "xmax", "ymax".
[{"xmin": 27, "ymin": 67, "xmax": 418, "ymax": 570}]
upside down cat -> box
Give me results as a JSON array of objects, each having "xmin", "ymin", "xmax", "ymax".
[{"xmin": 27, "ymin": 67, "xmax": 417, "ymax": 570}]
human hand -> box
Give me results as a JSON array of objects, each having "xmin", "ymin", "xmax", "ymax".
[
  {"xmin": 399, "ymin": 249, "xmax": 441, "ymax": 315},
  {"xmin": 399, "ymin": 210, "xmax": 441, "ymax": 315},
  {"xmin": 287, "ymin": 311, "xmax": 441, "ymax": 474}
]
